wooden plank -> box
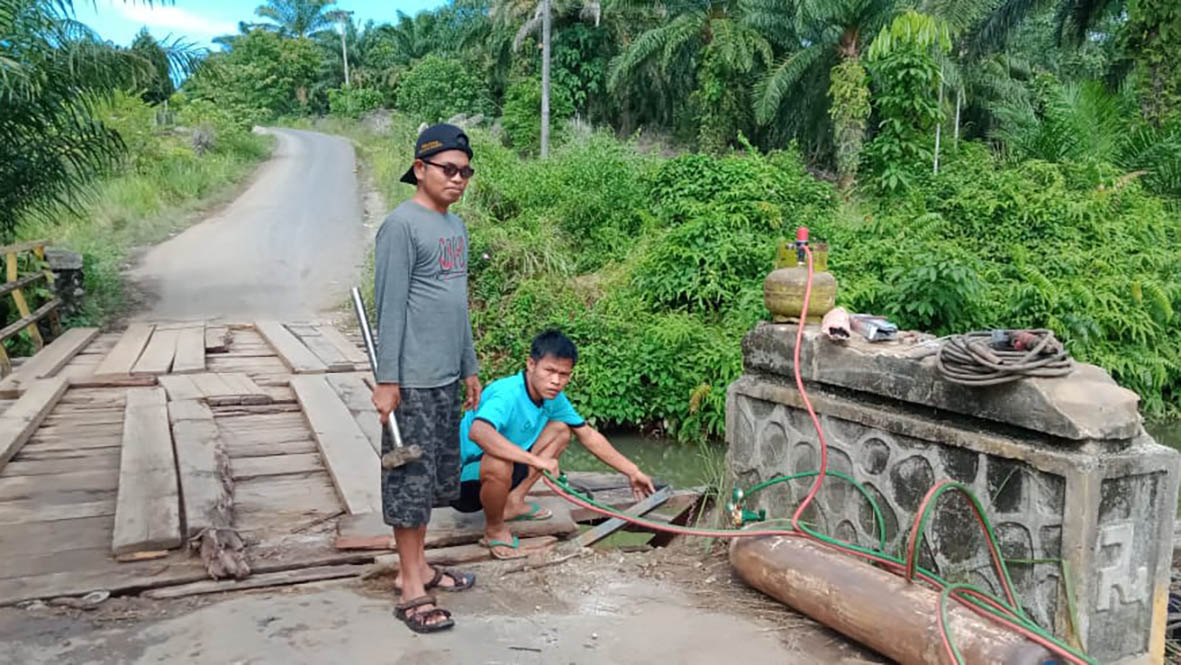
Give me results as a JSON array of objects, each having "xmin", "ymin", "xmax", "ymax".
[
  {"xmin": 335, "ymin": 502, "xmax": 577, "ymax": 550},
  {"xmin": 0, "ymin": 497, "xmax": 114, "ymax": 525},
  {"xmin": 159, "ymin": 374, "xmax": 203, "ymax": 402},
  {"xmin": 111, "ymin": 387, "xmax": 182, "ymax": 555},
  {"xmin": 231, "ymin": 452, "xmax": 323, "ymax": 480},
  {"xmin": 317, "ymin": 325, "xmax": 368, "ymax": 366},
  {"xmin": 131, "ymin": 328, "xmax": 178, "ymax": 376},
  {"xmin": 0, "ymin": 239, "xmax": 48, "ymax": 256},
  {"xmin": 0, "ymin": 327, "xmax": 99, "ymax": 397},
  {"xmin": 0, "ymin": 468, "xmax": 116, "ymax": 500},
  {"xmin": 0, "ymin": 557, "xmax": 207, "ymax": 607},
  {"xmin": 192, "ymin": 372, "xmax": 234, "ymax": 398},
  {"xmin": 0, "ymin": 376, "xmax": 69, "ymax": 471},
  {"xmin": 68, "ymin": 374, "xmax": 158, "ymax": 389},
  {"xmin": 371, "ymin": 536, "xmax": 559, "ymax": 570},
  {"xmin": 93, "ymin": 324, "xmax": 154, "ymax": 377},
  {"xmin": 289, "ymin": 327, "xmax": 354, "ymax": 372},
  {"xmin": 142, "ymin": 564, "xmax": 367, "ymax": 600},
  {"xmin": 1, "ymin": 453, "xmax": 120, "ymax": 477},
  {"xmin": 576, "ymin": 486, "xmax": 672, "ymax": 547},
  {"xmin": 213, "ymin": 373, "xmax": 271, "ymax": 405},
  {"xmin": 0, "ymin": 271, "xmax": 46, "ymax": 299},
  {"xmin": 225, "ymin": 438, "xmax": 317, "ymax": 458},
  {"xmin": 0, "ymin": 299, "xmax": 58, "ymax": 345},
  {"xmin": 255, "ymin": 321, "xmax": 327, "ymax": 374},
  {"xmin": 325, "ymin": 373, "xmax": 380, "ymax": 455},
  {"xmin": 172, "ymin": 325, "xmax": 206, "ymax": 374},
  {"xmin": 1, "ymin": 515, "xmax": 113, "ymax": 558},
  {"xmin": 169, "ymin": 400, "xmax": 231, "ymax": 538},
  {"xmin": 290, "ymin": 375, "xmax": 379, "ymax": 514},
  {"xmin": 205, "ymin": 326, "xmax": 231, "ymax": 353}
]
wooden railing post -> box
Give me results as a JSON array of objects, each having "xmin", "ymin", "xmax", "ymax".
[{"xmin": 0, "ymin": 239, "xmax": 63, "ymax": 376}]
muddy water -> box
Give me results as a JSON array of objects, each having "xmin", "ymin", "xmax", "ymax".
[
  {"xmin": 1147, "ymin": 421, "xmax": 1181, "ymax": 515},
  {"xmin": 560, "ymin": 430, "xmax": 721, "ymax": 490}
]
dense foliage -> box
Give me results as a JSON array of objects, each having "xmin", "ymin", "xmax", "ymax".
[{"xmin": 8, "ymin": 0, "xmax": 1181, "ymax": 428}]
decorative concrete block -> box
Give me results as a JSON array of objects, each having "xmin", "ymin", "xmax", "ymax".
[{"xmin": 727, "ymin": 324, "xmax": 1179, "ymax": 665}]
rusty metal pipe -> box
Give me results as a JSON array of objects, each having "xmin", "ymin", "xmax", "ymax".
[{"xmin": 730, "ymin": 535, "xmax": 1056, "ymax": 665}]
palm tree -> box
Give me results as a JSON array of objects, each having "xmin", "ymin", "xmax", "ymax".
[
  {"xmin": 1, "ymin": 0, "xmax": 156, "ymax": 235},
  {"xmin": 607, "ymin": 0, "xmax": 773, "ymax": 153},
  {"xmin": 252, "ymin": 0, "xmax": 337, "ymax": 39},
  {"xmin": 747, "ymin": 0, "xmax": 900, "ymax": 188},
  {"xmin": 495, "ymin": 0, "xmax": 603, "ymax": 157}
]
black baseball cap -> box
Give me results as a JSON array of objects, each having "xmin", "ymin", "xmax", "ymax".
[{"xmin": 400, "ymin": 123, "xmax": 474, "ymax": 185}]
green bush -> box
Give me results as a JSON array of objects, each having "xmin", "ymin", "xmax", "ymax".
[
  {"xmin": 345, "ymin": 111, "xmax": 1181, "ymax": 446},
  {"xmin": 328, "ymin": 87, "xmax": 384, "ymax": 119},
  {"xmin": 501, "ymin": 77, "xmax": 575, "ymax": 155},
  {"xmin": 394, "ymin": 56, "xmax": 491, "ymax": 124}
]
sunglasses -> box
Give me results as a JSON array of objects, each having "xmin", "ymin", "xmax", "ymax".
[{"xmin": 422, "ymin": 159, "xmax": 475, "ymax": 180}]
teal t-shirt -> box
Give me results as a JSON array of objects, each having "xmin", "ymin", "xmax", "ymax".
[{"xmin": 458, "ymin": 371, "xmax": 585, "ymax": 482}]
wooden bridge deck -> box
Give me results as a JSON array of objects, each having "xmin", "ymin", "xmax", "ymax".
[{"xmin": 0, "ymin": 322, "xmax": 699, "ymax": 606}]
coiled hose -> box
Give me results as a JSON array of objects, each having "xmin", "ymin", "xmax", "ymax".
[{"xmin": 935, "ymin": 330, "xmax": 1073, "ymax": 386}]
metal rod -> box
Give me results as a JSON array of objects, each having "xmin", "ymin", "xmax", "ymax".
[{"xmin": 351, "ymin": 287, "xmax": 406, "ymax": 452}]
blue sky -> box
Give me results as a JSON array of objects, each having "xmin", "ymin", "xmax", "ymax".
[{"xmin": 74, "ymin": 1, "xmax": 447, "ymax": 50}]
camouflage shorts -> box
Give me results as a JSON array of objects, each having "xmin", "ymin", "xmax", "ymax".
[{"xmin": 381, "ymin": 382, "xmax": 462, "ymax": 528}]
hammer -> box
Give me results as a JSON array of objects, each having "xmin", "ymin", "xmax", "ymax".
[{"xmin": 351, "ymin": 287, "xmax": 423, "ymax": 469}]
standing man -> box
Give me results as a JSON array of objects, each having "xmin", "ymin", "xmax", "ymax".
[
  {"xmin": 453, "ymin": 329, "xmax": 656, "ymax": 559},
  {"xmin": 373, "ymin": 123, "xmax": 482, "ymax": 634}
]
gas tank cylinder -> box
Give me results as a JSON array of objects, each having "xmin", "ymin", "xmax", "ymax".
[{"xmin": 763, "ymin": 241, "xmax": 837, "ymax": 323}]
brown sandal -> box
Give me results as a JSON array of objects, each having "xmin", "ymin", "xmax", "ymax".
[
  {"xmin": 394, "ymin": 595, "xmax": 454, "ymax": 634},
  {"xmin": 394, "ymin": 566, "xmax": 476, "ymax": 594}
]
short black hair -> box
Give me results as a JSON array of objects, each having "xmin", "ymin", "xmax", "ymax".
[{"xmin": 530, "ymin": 329, "xmax": 578, "ymax": 365}]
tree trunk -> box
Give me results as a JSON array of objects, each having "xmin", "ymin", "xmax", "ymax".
[
  {"xmin": 540, "ymin": 0, "xmax": 552, "ymax": 158},
  {"xmin": 933, "ymin": 65, "xmax": 944, "ymax": 175},
  {"xmin": 954, "ymin": 87, "xmax": 961, "ymax": 146},
  {"xmin": 341, "ymin": 28, "xmax": 350, "ymax": 87}
]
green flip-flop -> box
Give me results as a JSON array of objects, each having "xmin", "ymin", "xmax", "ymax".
[
  {"xmin": 480, "ymin": 535, "xmax": 528, "ymax": 560},
  {"xmin": 506, "ymin": 501, "xmax": 553, "ymax": 522}
]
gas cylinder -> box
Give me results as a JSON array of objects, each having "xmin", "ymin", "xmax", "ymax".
[{"xmin": 763, "ymin": 240, "xmax": 837, "ymax": 323}]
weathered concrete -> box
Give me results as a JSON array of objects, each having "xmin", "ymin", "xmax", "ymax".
[{"xmin": 728, "ymin": 323, "xmax": 1180, "ymax": 665}]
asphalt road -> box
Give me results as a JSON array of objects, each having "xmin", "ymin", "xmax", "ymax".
[{"xmin": 132, "ymin": 128, "xmax": 369, "ymax": 322}]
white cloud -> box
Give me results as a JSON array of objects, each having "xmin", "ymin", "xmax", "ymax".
[{"xmin": 106, "ymin": 1, "xmax": 238, "ymax": 41}]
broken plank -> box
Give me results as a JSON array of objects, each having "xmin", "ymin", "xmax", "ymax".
[
  {"xmin": 576, "ymin": 486, "xmax": 672, "ymax": 547},
  {"xmin": 0, "ymin": 376, "xmax": 69, "ymax": 471},
  {"xmin": 317, "ymin": 325, "xmax": 368, "ymax": 366},
  {"xmin": 93, "ymin": 323, "xmax": 154, "ymax": 377},
  {"xmin": 290, "ymin": 375, "xmax": 380, "ymax": 514},
  {"xmin": 142, "ymin": 564, "xmax": 366, "ymax": 600},
  {"xmin": 291, "ymin": 328, "xmax": 354, "ymax": 372},
  {"xmin": 172, "ymin": 325, "xmax": 206, "ymax": 374},
  {"xmin": 169, "ymin": 400, "xmax": 232, "ymax": 538},
  {"xmin": 256, "ymin": 321, "xmax": 327, "ymax": 374},
  {"xmin": 0, "ymin": 328, "xmax": 100, "ymax": 397},
  {"xmin": 159, "ymin": 374, "xmax": 204, "ymax": 402},
  {"xmin": 325, "ymin": 373, "xmax": 380, "ymax": 455},
  {"xmin": 112, "ymin": 387, "xmax": 182, "ymax": 556},
  {"xmin": 205, "ymin": 326, "xmax": 231, "ymax": 353},
  {"xmin": 131, "ymin": 328, "xmax": 178, "ymax": 375}
]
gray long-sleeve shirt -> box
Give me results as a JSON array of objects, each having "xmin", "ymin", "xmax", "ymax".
[{"xmin": 374, "ymin": 200, "xmax": 478, "ymax": 388}]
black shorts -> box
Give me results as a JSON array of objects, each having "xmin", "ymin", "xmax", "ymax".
[
  {"xmin": 380, "ymin": 382, "xmax": 462, "ymax": 528},
  {"xmin": 451, "ymin": 463, "xmax": 529, "ymax": 513}
]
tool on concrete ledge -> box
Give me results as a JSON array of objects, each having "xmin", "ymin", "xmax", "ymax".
[
  {"xmin": 850, "ymin": 313, "xmax": 898, "ymax": 342},
  {"xmin": 351, "ymin": 287, "xmax": 423, "ymax": 469},
  {"xmin": 936, "ymin": 329, "xmax": 1072, "ymax": 386}
]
